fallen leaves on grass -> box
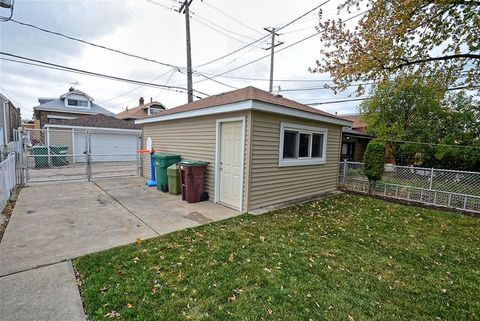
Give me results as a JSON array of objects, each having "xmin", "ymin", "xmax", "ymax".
[{"xmin": 105, "ymin": 310, "xmax": 121, "ymax": 318}]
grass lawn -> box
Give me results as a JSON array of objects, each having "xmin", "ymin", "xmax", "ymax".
[{"xmin": 74, "ymin": 194, "xmax": 480, "ymax": 321}]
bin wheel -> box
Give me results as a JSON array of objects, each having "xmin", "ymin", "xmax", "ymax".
[
  {"xmin": 161, "ymin": 184, "xmax": 168, "ymax": 193},
  {"xmin": 200, "ymin": 192, "xmax": 209, "ymax": 202}
]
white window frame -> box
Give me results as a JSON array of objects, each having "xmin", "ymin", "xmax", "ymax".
[
  {"xmin": 279, "ymin": 122, "xmax": 328, "ymax": 167},
  {"xmin": 64, "ymin": 97, "xmax": 91, "ymax": 108}
]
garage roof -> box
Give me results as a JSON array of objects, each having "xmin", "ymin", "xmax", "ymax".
[
  {"xmin": 47, "ymin": 114, "xmax": 140, "ymax": 130},
  {"xmin": 136, "ymin": 87, "xmax": 352, "ymax": 127}
]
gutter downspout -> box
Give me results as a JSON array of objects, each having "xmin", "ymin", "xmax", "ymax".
[{"xmin": 3, "ymin": 99, "xmax": 8, "ymax": 145}]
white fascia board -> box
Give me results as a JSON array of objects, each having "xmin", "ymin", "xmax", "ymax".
[
  {"xmin": 252, "ymin": 101, "xmax": 353, "ymax": 127},
  {"xmin": 44, "ymin": 124, "xmax": 141, "ymax": 133},
  {"xmin": 136, "ymin": 100, "xmax": 352, "ymax": 127},
  {"xmin": 135, "ymin": 100, "xmax": 253, "ymax": 124},
  {"xmin": 34, "ymin": 108, "xmax": 97, "ymax": 115},
  {"xmin": 47, "ymin": 115, "xmax": 77, "ymax": 120}
]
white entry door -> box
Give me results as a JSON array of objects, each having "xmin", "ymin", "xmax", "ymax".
[{"xmin": 219, "ymin": 121, "xmax": 243, "ymax": 209}]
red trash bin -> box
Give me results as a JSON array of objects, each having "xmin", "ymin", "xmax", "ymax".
[{"xmin": 179, "ymin": 160, "xmax": 209, "ymax": 203}]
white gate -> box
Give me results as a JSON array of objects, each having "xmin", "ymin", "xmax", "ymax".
[{"xmin": 17, "ymin": 128, "xmax": 141, "ymax": 183}]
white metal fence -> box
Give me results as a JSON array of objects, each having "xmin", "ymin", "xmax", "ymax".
[
  {"xmin": 0, "ymin": 153, "xmax": 16, "ymax": 213},
  {"xmin": 339, "ymin": 161, "xmax": 480, "ymax": 213}
]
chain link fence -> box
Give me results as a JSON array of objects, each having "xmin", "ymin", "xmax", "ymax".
[
  {"xmin": 19, "ymin": 128, "xmax": 141, "ymax": 182},
  {"xmin": 339, "ymin": 161, "xmax": 480, "ymax": 213}
]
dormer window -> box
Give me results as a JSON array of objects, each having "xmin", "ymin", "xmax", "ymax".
[
  {"xmin": 67, "ymin": 99, "xmax": 89, "ymax": 107},
  {"xmin": 147, "ymin": 104, "xmax": 165, "ymax": 115}
]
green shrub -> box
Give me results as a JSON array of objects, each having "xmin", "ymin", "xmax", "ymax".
[{"xmin": 364, "ymin": 140, "xmax": 385, "ymax": 194}]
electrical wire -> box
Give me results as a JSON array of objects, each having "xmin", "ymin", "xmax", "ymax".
[
  {"xmin": 200, "ymin": 0, "xmax": 264, "ymax": 36},
  {"xmin": 97, "ymin": 68, "xmax": 177, "ymax": 105},
  {"xmin": 0, "ymin": 0, "xmax": 14, "ymax": 22},
  {"xmin": 191, "ymin": 11, "xmax": 261, "ymax": 43},
  {"xmin": 195, "ymin": 8, "xmax": 371, "ymax": 83},
  {"xmin": 0, "ymin": 53, "xmax": 209, "ymax": 97},
  {"xmin": 9, "ymin": 18, "xmax": 184, "ymax": 71},
  {"xmin": 194, "ymin": 0, "xmax": 331, "ymax": 68},
  {"xmin": 302, "ymin": 85, "xmax": 479, "ymax": 105},
  {"xmin": 191, "ymin": 13, "xmax": 263, "ymax": 47}
]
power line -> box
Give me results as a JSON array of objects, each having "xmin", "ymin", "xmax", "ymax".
[
  {"xmin": 0, "ymin": 0, "xmax": 14, "ymax": 22},
  {"xmin": 194, "ymin": 0, "xmax": 331, "ymax": 68},
  {"xmin": 97, "ymin": 68, "xmax": 177, "ymax": 105},
  {"xmin": 9, "ymin": 18, "xmax": 184, "ymax": 71},
  {"xmin": 202, "ymin": 31, "xmax": 321, "ymax": 80},
  {"xmin": 306, "ymin": 97, "xmax": 371, "ymax": 105},
  {"xmin": 191, "ymin": 11, "xmax": 261, "ymax": 43},
  {"xmin": 277, "ymin": 0, "xmax": 330, "ymax": 31},
  {"xmin": 0, "ymin": 52, "xmax": 209, "ymax": 97},
  {"xmin": 145, "ymin": 0, "xmax": 176, "ymax": 11},
  {"xmin": 191, "ymin": 13, "xmax": 263, "ymax": 47},
  {"xmin": 302, "ymin": 84, "xmax": 479, "ymax": 105},
  {"xmin": 375, "ymin": 139, "xmax": 480, "ymax": 150},
  {"xmin": 200, "ymin": 0, "xmax": 264, "ymax": 36}
]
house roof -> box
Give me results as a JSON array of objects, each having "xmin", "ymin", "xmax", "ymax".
[
  {"xmin": 341, "ymin": 113, "xmax": 366, "ymax": 130},
  {"xmin": 60, "ymin": 89, "xmax": 93, "ymax": 101},
  {"xmin": 47, "ymin": 114, "xmax": 140, "ymax": 130},
  {"xmin": 136, "ymin": 87, "xmax": 352, "ymax": 126},
  {"xmin": 34, "ymin": 93, "xmax": 115, "ymax": 116},
  {"xmin": 342, "ymin": 128, "xmax": 372, "ymax": 138},
  {"xmin": 116, "ymin": 101, "xmax": 166, "ymax": 120}
]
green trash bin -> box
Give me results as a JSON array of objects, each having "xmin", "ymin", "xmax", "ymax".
[
  {"xmin": 50, "ymin": 145, "xmax": 69, "ymax": 166},
  {"xmin": 167, "ymin": 164, "xmax": 181, "ymax": 195},
  {"xmin": 152, "ymin": 152, "xmax": 181, "ymax": 192},
  {"xmin": 31, "ymin": 146, "xmax": 49, "ymax": 168}
]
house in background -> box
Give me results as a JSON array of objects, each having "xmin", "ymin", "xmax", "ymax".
[
  {"xmin": 33, "ymin": 87, "xmax": 114, "ymax": 129},
  {"xmin": 137, "ymin": 86, "xmax": 352, "ymax": 213},
  {"xmin": 340, "ymin": 113, "xmax": 372, "ymax": 161},
  {"xmin": 44, "ymin": 114, "xmax": 141, "ymax": 163},
  {"xmin": 0, "ymin": 93, "xmax": 21, "ymax": 145},
  {"xmin": 116, "ymin": 97, "xmax": 167, "ymax": 121}
]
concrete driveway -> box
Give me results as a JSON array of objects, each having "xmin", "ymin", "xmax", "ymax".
[{"xmin": 0, "ymin": 177, "xmax": 239, "ymax": 321}]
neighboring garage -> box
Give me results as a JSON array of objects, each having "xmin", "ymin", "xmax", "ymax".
[
  {"xmin": 20, "ymin": 114, "xmax": 142, "ymax": 182},
  {"xmin": 44, "ymin": 114, "xmax": 141, "ymax": 163}
]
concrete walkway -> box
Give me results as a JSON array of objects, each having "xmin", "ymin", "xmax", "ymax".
[{"xmin": 0, "ymin": 177, "xmax": 239, "ymax": 321}]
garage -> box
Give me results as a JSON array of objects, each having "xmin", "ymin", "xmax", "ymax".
[
  {"xmin": 44, "ymin": 114, "xmax": 141, "ymax": 163},
  {"xmin": 72, "ymin": 130, "xmax": 139, "ymax": 162}
]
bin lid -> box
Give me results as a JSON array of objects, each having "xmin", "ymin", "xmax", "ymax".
[
  {"xmin": 167, "ymin": 163, "xmax": 179, "ymax": 170},
  {"xmin": 178, "ymin": 160, "xmax": 209, "ymax": 167},
  {"xmin": 152, "ymin": 152, "xmax": 181, "ymax": 159}
]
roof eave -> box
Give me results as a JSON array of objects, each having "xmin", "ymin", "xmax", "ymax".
[{"xmin": 136, "ymin": 100, "xmax": 352, "ymax": 127}]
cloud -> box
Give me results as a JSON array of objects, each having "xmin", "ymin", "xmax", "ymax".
[{"xmin": 1, "ymin": 0, "xmax": 362, "ymax": 119}]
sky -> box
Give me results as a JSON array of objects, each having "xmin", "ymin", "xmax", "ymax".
[{"xmin": 0, "ymin": 0, "xmax": 366, "ymax": 120}]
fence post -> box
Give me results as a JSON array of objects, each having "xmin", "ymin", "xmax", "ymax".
[
  {"xmin": 85, "ymin": 130, "xmax": 91, "ymax": 181},
  {"xmin": 18, "ymin": 128, "xmax": 24, "ymax": 185},
  {"xmin": 429, "ymin": 167, "xmax": 434, "ymax": 190},
  {"xmin": 342, "ymin": 161, "xmax": 347, "ymax": 185},
  {"xmin": 46, "ymin": 127, "xmax": 51, "ymax": 167},
  {"xmin": 136, "ymin": 133, "xmax": 141, "ymax": 177}
]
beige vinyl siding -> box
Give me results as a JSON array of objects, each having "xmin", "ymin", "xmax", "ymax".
[
  {"xmin": 141, "ymin": 111, "xmax": 250, "ymax": 211},
  {"xmin": 249, "ymin": 110, "xmax": 342, "ymax": 210}
]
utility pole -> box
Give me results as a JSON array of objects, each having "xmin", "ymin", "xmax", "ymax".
[
  {"xmin": 264, "ymin": 27, "xmax": 283, "ymax": 93},
  {"xmin": 178, "ymin": 0, "xmax": 194, "ymax": 103}
]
